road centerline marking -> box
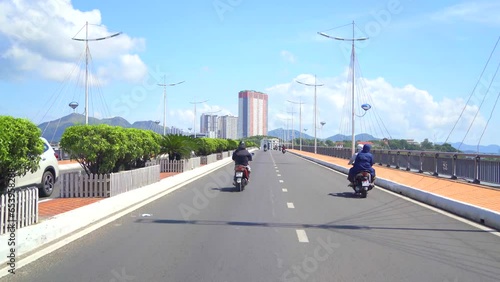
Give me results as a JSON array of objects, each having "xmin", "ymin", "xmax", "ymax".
[
  {"xmin": 287, "ymin": 202, "xmax": 295, "ymax": 209},
  {"xmin": 282, "ymin": 188, "xmax": 288, "ymax": 192}
]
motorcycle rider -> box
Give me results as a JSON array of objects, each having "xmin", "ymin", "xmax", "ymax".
[
  {"xmin": 232, "ymin": 141, "xmax": 253, "ymax": 183},
  {"xmin": 348, "ymin": 144, "xmax": 364, "ymax": 165},
  {"xmin": 347, "ymin": 144, "xmax": 375, "ymax": 187},
  {"xmin": 281, "ymin": 144, "xmax": 286, "ymax": 152}
]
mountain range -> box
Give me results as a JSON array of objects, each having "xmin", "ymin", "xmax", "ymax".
[
  {"xmin": 38, "ymin": 114, "xmax": 500, "ymax": 154},
  {"xmin": 38, "ymin": 113, "xmax": 167, "ymax": 141},
  {"xmin": 267, "ymin": 128, "xmax": 378, "ymax": 142}
]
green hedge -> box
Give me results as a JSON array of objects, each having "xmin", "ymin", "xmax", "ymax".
[{"xmin": 61, "ymin": 125, "xmax": 161, "ymax": 175}]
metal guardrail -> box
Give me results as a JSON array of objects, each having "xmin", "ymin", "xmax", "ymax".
[{"xmin": 300, "ymin": 146, "xmax": 500, "ymax": 186}]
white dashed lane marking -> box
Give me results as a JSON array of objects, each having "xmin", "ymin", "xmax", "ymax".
[
  {"xmin": 287, "ymin": 202, "xmax": 295, "ymax": 209},
  {"xmin": 282, "ymin": 188, "xmax": 288, "ymax": 192},
  {"xmin": 296, "ymin": 230, "xmax": 309, "ymax": 243}
]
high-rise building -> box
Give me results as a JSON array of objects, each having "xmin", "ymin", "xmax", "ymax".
[
  {"xmin": 238, "ymin": 90, "xmax": 268, "ymax": 138},
  {"xmin": 200, "ymin": 114, "xmax": 218, "ymax": 138},
  {"xmin": 218, "ymin": 115, "xmax": 238, "ymax": 139}
]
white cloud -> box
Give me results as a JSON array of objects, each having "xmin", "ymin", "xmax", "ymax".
[
  {"xmin": 431, "ymin": 1, "xmax": 500, "ymax": 26},
  {"xmin": 280, "ymin": 50, "xmax": 296, "ymax": 63},
  {"xmin": 0, "ymin": 0, "xmax": 147, "ymax": 82},
  {"xmin": 265, "ymin": 73, "xmax": 493, "ymax": 145}
]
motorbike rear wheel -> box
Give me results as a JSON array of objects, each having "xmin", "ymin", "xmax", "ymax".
[{"xmin": 360, "ymin": 189, "xmax": 367, "ymax": 198}]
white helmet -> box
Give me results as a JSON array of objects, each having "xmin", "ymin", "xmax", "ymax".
[{"xmin": 357, "ymin": 144, "xmax": 364, "ymax": 151}]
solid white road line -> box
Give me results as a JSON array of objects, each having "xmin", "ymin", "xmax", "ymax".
[
  {"xmin": 287, "ymin": 202, "xmax": 295, "ymax": 209},
  {"xmin": 296, "ymin": 229, "xmax": 309, "ymax": 243}
]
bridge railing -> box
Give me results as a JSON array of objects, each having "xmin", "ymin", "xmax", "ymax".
[{"xmin": 300, "ymin": 146, "xmax": 500, "ymax": 185}]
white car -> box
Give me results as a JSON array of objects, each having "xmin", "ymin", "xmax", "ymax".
[{"xmin": 14, "ymin": 137, "xmax": 60, "ymax": 197}]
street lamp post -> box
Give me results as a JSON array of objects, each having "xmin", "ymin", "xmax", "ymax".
[
  {"xmin": 296, "ymin": 75, "xmax": 324, "ymax": 154},
  {"xmin": 287, "ymin": 108, "xmax": 296, "ymax": 149},
  {"xmin": 287, "ymin": 99, "xmax": 305, "ymax": 151},
  {"xmin": 190, "ymin": 99, "xmax": 208, "ymax": 138},
  {"xmin": 72, "ymin": 22, "xmax": 122, "ymax": 125},
  {"xmin": 158, "ymin": 76, "xmax": 185, "ymax": 135},
  {"xmin": 318, "ymin": 21, "xmax": 368, "ymax": 155}
]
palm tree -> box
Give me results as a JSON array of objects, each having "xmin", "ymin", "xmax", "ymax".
[{"xmin": 160, "ymin": 135, "xmax": 196, "ymax": 161}]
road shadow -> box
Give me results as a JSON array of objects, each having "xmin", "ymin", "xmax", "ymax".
[
  {"xmin": 211, "ymin": 187, "xmax": 239, "ymax": 192},
  {"xmin": 329, "ymin": 192, "xmax": 361, "ymax": 199}
]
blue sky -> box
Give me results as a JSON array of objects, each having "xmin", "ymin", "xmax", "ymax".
[{"xmin": 1, "ymin": 0, "xmax": 499, "ymax": 145}]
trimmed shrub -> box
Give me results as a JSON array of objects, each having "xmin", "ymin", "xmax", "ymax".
[{"xmin": 0, "ymin": 116, "xmax": 43, "ymax": 194}]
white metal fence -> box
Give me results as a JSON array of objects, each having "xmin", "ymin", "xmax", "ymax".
[
  {"xmin": 109, "ymin": 165, "xmax": 160, "ymax": 197},
  {"xmin": 60, "ymin": 165, "xmax": 161, "ymax": 198},
  {"xmin": 0, "ymin": 187, "xmax": 38, "ymax": 235},
  {"xmin": 158, "ymin": 157, "xmax": 202, "ymax": 173}
]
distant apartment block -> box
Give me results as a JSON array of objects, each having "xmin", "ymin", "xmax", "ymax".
[
  {"xmin": 200, "ymin": 114, "xmax": 218, "ymax": 138},
  {"xmin": 238, "ymin": 90, "xmax": 268, "ymax": 138},
  {"xmin": 218, "ymin": 115, "xmax": 238, "ymax": 139}
]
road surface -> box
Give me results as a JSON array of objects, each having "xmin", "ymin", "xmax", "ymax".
[{"xmin": 5, "ymin": 150, "xmax": 500, "ymax": 282}]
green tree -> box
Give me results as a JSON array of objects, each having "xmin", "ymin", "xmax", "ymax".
[
  {"xmin": 421, "ymin": 138, "xmax": 434, "ymax": 150},
  {"xmin": 325, "ymin": 140, "xmax": 334, "ymax": 147},
  {"xmin": 60, "ymin": 124, "xmax": 128, "ymax": 175},
  {"xmin": 435, "ymin": 143, "xmax": 460, "ymax": 153},
  {"xmin": 0, "ymin": 116, "xmax": 44, "ymax": 194}
]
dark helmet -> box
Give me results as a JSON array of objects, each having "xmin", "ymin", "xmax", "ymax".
[{"xmin": 238, "ymin": 141, "xmax": 246, "ymax": 149}]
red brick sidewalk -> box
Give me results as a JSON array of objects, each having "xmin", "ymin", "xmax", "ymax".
[
  {"xmin": 291, "ymin": 149, "xmax": 500, "ymax": 213},
  {"xmin": 39, "ymin": 172, "xmax": 179, "ymax": 219}
]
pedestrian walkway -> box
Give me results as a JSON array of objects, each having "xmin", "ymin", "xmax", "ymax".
[
  {"xmin": 290, "ymin": 149, "xmax": 500, "ymax": 213},
  {"xmin": 38, "ymin": 171, "xmax": 179, "ymax": 219}
]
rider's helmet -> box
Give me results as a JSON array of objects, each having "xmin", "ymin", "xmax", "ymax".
[
  {"xmin": 238, "ymin": 141, "xmax": 246, "ymax": 149},
  {"xmin": 357, "ymin": 144, "xmax": 363, "ymax": 151}
]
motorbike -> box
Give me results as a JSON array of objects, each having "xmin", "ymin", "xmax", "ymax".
[
  {"xmin": 353, "ymin": 171, "xmax": 373, "ymax": 198},
  {"xmin": 282, "ymin": 148, "xmax": 286, "ymax": 154},
  {"xmin": 234, "ymin": 165, "xmax": 249, "ymax": 191}
]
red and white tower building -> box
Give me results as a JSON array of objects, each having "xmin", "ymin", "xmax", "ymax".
[{"xmin": 238, "ymin": 90, "xmax": 268, "ymax": 138}]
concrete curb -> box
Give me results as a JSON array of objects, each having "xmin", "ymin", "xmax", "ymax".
[
  {"xmin": 0, "ymin": 156, "xmax": 235, "ymax": 265},
  {"xmin": 291, "ymin": 151, "xmax": 500, "ymax": 231}
]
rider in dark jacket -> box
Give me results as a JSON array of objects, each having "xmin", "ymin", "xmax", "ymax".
[
  {"xmin": 232, "ymin": 141, "xmax": 253, "ymax": 179},
  {"xmin": 348, "ymin": 144, "xmax": 375, "ymax": 186}
]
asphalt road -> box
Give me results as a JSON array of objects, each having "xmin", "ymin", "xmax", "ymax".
[{"xmin": 5, "ymin": 150, "xmax": 500, "ymax": 282}]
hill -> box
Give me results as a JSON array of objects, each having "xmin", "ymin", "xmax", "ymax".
[
  {"xmin": 267, "ymin": 128, "xmax": 314, "ymax": 140},
  {"xmin": 38, "ymin": 113, "xmax": 163, "ymax": 141}
]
